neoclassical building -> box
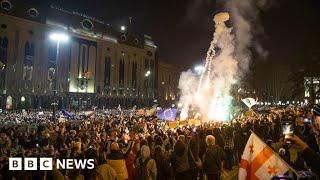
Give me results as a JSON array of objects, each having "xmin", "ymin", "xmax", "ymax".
[{"xmin": 0, "ymin": 0, "xmax": 157, "ymax": 109}]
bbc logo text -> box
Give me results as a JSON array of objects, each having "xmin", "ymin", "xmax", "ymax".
[{"xmin": 9, "ymin": 158, "xmax": 95, "ymax": 170}]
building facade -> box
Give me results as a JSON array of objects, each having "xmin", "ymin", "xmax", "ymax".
[
  {"xmin": 157, "ymin": 61, "xmax": 182, "ymax": 106},
  {"xmin": 304, "ymin": 77, "xmax": 320, "ymax": 104},
  {"xmin": 0, "ymin": 1, "xmax": 157, "ymax": 109}
]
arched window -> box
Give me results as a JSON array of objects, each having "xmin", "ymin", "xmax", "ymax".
[
  {"xmin": 131, "ymin": 62, "xmax": 137, "ymax": 88},
  {"xmin": 29, "ymin": 42, "xmax": 34, "ymax": 56},
  {"xmin": 23, "ymin": 41, "xmax": 30, "ymax": 65},
  {"xmin": 23, "ymin": 41, "xmax": 34, "ymax": 80},
  {"xmin": 104, "ymin": 56, "xmax": 111, "ymax": 87},
  {"xmin": 119, "ymin": 59, "xmax": 125, "ymax": 86},
  {"xmin": 0, "ymin": 36, "xmax": 7, "ymax": 89},
  {"xmin": 48, "ymin": 43, "xmax": 57, "ymax": 63},
  {"xmin": 0, "ymin": 37, "xmax": 8, "ymax": 62},
  {"xmin": 2, "ymin": 37, "xmax": 8, "ymax": 48}
]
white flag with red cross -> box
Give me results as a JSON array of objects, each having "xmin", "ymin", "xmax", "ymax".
[{"xmin": 239, "ymin": 132, "xmax": 290, "ymax": 180}]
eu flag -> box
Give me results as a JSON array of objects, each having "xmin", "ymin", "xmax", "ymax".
[{"xmin": 157, "ymin": 108, "xmax": 178, "ymax": 121}]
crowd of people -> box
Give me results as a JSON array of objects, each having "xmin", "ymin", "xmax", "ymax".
[{"xmin": 0, "ymin": 104, "xmax": 319, "ymax": 180}]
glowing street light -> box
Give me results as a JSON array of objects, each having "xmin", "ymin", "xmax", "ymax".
[
  {"xmin": 49, "ymin": 32, "xmax": 69, "ymax": 42},
  {"xmin": 121, "ymin": 25, "xmax": 126, "ymax": 31}
]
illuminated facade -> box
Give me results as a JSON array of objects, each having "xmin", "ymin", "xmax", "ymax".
[
  {"xmin": 0, "ymin": 2, "xmax": 157, "ymax": 109},
  {"xmin": 304, "ymin": 77, "xmax": 320, "ymax": 104}
]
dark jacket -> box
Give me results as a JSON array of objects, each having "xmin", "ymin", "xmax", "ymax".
[
  {"xmin": 203, "ymin": 145, "xmax": 226, "ymax": 175},
  {"xmin": 301, "ymin": 147, "xmax": 320, "ymax": 176}
]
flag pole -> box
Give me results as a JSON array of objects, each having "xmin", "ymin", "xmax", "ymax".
[{"xmin": 249, "ymin": 131, "xmax": 300, "ymax": 178}]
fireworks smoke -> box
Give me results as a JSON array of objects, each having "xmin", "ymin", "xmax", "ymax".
[{"xmin": 178, "ymin": 0, "xmax": 267, "ymax": 121}]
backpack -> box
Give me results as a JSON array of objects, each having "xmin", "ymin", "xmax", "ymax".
[{"xmin": 136, "ymin": 157, "xmax": 151, "ymax": 180}]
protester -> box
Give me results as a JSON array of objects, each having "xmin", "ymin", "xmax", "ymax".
[
  {"xmin": 107, "ymin": 142, "xmax": 129, "ymax": 180},
  {"xmin": 288, "ymin": 135, "xmax": 320, "ymax": 176},
  {"xmin": 154, "ymin": 145, "xmax": 173, "ymax": 180},
  {"xmin": 203, "ymin": 135, "xmax": 226, "ymax": 180},
  {"xmin": 0, "ymin": 104, "xmax": 319, "ymax": 179},
  {"xmin": 135, "ymin": 145, "xmax": 157, "ymax": 180},
  {"xmin": 171, "ymin": 140, "xmax": 192, "ymax": 180}
]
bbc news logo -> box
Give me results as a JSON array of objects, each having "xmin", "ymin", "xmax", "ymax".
[{"xmin": 9, "ymin": 158, "xmax": 95, "ymax": 170}]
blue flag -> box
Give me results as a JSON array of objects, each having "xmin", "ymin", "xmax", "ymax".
[
  {"xmin": 157, "ymin": 108, "xmax": 178, "ymax": 121},
  {"xmin": 60, "ymin": 109, "xmax": 72, "ymax": 119}
]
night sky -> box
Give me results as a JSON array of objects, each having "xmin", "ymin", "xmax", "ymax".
[{"xmin": 28, "ymin": 0, "xmax": 320, "ymax": 70}]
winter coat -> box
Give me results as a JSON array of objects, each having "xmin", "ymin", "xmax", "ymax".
[
  {"xmin": 135, "ymin": 157, "xmax": 157, "ymax": 180},
  {"xmin": 96, "ymin": 164, "xmax": 118, "ymax": 180},
  {"xmin": 107, "ymin": 150, "xmax": 129, "ymax": 180}
]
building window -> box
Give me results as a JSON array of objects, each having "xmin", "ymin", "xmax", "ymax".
[
  {"xmin": 81, "ymin": 19, "xmax": 94, "ymax": 30},
  {"xmin": 121, "ymin": 34, "xmax": 126, "ymax": 42},
  {"xmin": 48, "ymin": 43, "xmax": 57, "ymax": 62},
  {"xmin": 48, "ymin": 43, "xmax": 57, "ymax": 90},
  {"xmin": 0, "ymin": 36, "xmax": 8, "ymax": 89},
  {"xmin": 23, "ymin": 41, "xmax": 34, "ymax": 81},
  {"xmin": 0, "ymin": 36, "xmax": 8, "ymax": 63},
  {"xmin": 0, "ymin": 0, "xmax": 12, "ymax": 11},
  {"xmin": 132, "ymin": 61, "xmax": 137, "ymax": 88},
  {"xmin": 134, "ymin": 38, "xmax": 139, "ymax": 45},
  {"xmin": 0, "ymin": 24, "xmax": 7, "ymax": 29},
  {"xmin": 104, "ymin": 56, "xmax": 111, "ymax": 87},
  {"xmin": 144, "ymin": 59, "xmax": 148, "ymax": 69},
  {"xmin": 119, "ymin": 59, "xmax": 125, "ymax": 86},
  {"xmin": 144, "ymin": 79, "xmax": 148, "ymax": 88},
  {"xmin": 27, "ymin": 8, "xmax": 39, "ymax": 17}
]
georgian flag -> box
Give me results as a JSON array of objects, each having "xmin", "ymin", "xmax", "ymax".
[
  {"xmin": 242, "ymin": 98, "xmax": 257, "ymax": 108},
  {"xmin": 239, "ymin": 132, "xmax": 290, "ymax": 180}
]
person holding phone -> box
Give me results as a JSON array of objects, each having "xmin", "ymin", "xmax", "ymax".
[
  {"xmin": 288, "ymin": 135, "xmax": 320, "ymax": 176},
  {"xmin": 281, "ymin": 121, "xmax": 294, "ymax": 144}
]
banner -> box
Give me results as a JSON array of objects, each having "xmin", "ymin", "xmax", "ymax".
[
  {"xmin": 157, "ymin": 108, "xmax": 178, "ymax": 121},
  {"xmin": 168, "ymin": 121, "xmax": 179, "ymax": 129},
  {"xmin": 188, "ymin": 119, "xmax": 201, "ymax": 126},
  {"xmin": 146, "ymin": 107, "xmax": 157, "ymax": 117}
]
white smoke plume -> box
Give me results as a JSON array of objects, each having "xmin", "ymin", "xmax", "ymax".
[
  {"xmin": 228, "ymin": 0, "xmax": 269, "ymax": 73},
  {"xmin": 178, "ymin": 0, "xmax": 267, "ymax": 121}
]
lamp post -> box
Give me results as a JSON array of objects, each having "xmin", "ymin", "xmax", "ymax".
[{"xmin": 49, "ymin": 32, "xmax": 69, "ymax": 122}]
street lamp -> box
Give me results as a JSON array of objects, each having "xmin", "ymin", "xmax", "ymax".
[
  {"xmin": 49, "ymin": 32, "xmax": 69, "ymax": 122},
  {"xmin": 121, "ymin": 25, "xmax": 126, "ymax": 31}
]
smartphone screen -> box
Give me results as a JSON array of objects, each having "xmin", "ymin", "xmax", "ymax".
[
  {"xmin": 304, "ymin": 118, "xmax": 312, "ymax": 124},
  {"xmin": 282, "ymin": 121, "xmax": 294, "ymax": 140}
]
